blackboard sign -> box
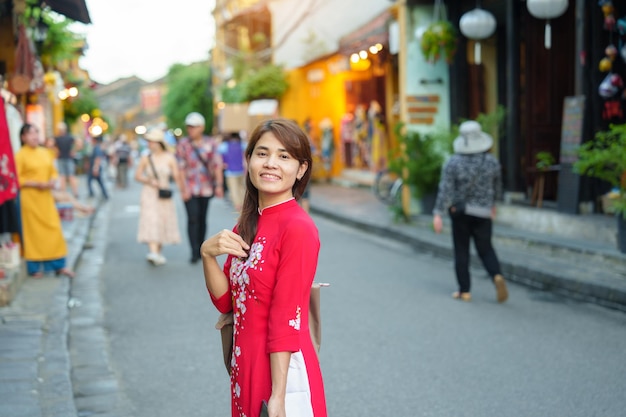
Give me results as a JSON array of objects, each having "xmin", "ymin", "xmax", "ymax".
[{"xmin": 559, "ymin": 96, "xmax": 585, "ymax": 164}]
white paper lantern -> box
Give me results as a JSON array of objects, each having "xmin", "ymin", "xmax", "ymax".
[
  {"xmin": 527, "ymin": 0, "xmax": 569, "ymax": 49},
  {"xmin": 459, "ymin": 8, "xmax": 497, "ymax": 64}
]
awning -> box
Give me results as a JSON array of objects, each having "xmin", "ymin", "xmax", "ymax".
[
  {"xmin": 338, "ymin": 9, "xmax": 391, "ymax": 55},
  {"xmin": 43, "ymin": 0, "xmax": 91, "ymax": 24}
]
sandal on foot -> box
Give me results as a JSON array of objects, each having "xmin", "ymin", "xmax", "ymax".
[
  {"xmin": 56, "ymin": 268, "xmax": 75, "ymax": 279},
  {"xmin": 494, "ymin": 274, "xmax": 508, "ymax": 303},
  {"xmin": 452, "ymin": 291, "xmax": 472, "ymax": 302},
  {"xmin": 30, "ymin": 272, "xmax": 44, "ymax": 278}
]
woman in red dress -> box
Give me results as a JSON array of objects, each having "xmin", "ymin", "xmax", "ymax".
[{"xmin": 201, "ymin": 119, "xmax": 327, "ymax": 417}]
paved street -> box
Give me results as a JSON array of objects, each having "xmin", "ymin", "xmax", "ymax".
[
  {"xmin": 76, "ymin": 179, "xmax": 626, "ymax": 416},
  {"xmin": 1, "ymin": 174, "xmax": 626, "ymax": 417}
]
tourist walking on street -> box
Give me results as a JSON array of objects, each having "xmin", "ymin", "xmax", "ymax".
[
  {"xmin": 176, "ymin": 112, "xmax": 224, "ymax": 264},
  {"xmin": 87, "ymin": 135, "xmax": 109, "ymax": 200},
  {"xmin": 54, "ymin": 121, "xmax": 79, "ymax": 197},
  {"xmin": 201, "ymin": 119, "xmax": 327, "ymax": 417},
  {"xmin": 432, "ymin": 120, "xmax": 508, "ymax": 303},
  {"xmin": 15, "ymin": 123, "xmax": 74, "ymax": 278},
  {"xmin": 113, "ymin": 134, "xmax": 133, "ymax": 188},
  {"xmin": 134, "ymin": 129, "xmax": 182, "ymax": 265},
  {"xmin": 217, "ymin": 131, "xmax": 246, "ymax": 212}
]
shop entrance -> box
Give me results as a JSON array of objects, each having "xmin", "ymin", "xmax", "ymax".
[{"xmin": 343, "ymin": 76, "xmax": 387, "ymax": 171}]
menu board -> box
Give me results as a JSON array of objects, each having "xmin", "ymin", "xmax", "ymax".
[{"xmin": 559, "ymin": 96, "xmax": 585, "ymax": 164}]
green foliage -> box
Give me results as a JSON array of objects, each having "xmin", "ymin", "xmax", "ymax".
[
  {"xmin": 24, "ymin": 3, "xmax": 83, "ymax": 67},
  {"xmin": 221, "ymin": 64, "xmax": 289, "ymax": 103},
  {"xmin": 245, "ymin": 64, "xmax": 289, "ymax": 100},
  {"xmin": 221, "ymin": 83, "xmax": 248, "ymax": 104},
  {"xmin": 388, "ymin": 124, "xmax": 448, "ymax": 199},
  {"xmin": 535, "ymin": 151, "xmax": 555, "ymax": 170},
  {"xmin": 574, "ymin": 123, "xmax": 626, "ymax": 218},
  {"xmin": 163, "ymin": 63, "xmax": 214, "ymax": 134},
  {"xmin": 420, "ymin": 20, "xmax": 458, "ymax": 64},
  {"xmin": 62, "ymin": 84, "xmax": 98, "ymax": 125}
]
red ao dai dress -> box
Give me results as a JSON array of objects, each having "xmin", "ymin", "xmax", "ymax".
[{"xmin": 211, "ymin": 199, "xmax": 327, "ymax": 417}]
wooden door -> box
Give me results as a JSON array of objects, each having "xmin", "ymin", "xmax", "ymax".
[{"xmin": 519, "ymin": 5, "xmax": 576, "ymax": 201}]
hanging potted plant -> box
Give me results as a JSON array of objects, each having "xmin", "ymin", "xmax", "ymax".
[
  {"xmin": 420, "ymin": 20, "xmax": 458, "ymax": 64},
  {"xmin": 574, "ymin": 123, "xmax": 626, "ymax": 253}
]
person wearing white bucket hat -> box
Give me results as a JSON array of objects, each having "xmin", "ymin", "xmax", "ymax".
[
  {"xmin": 176, "ymin": 112, "xmax": 224, "ymax": 263},
  {"xmin": 432, "ymin": 120, "xmax": 508, "ymax": 303}
]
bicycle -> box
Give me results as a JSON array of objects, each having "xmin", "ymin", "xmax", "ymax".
[{"xmin": 373, "ymin": 169, "xmax": 403, "ymax": 205}]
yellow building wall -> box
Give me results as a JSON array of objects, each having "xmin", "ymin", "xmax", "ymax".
[{"xmin": 280, "ymin": 54, "xmax": 375, "ymax": 178}]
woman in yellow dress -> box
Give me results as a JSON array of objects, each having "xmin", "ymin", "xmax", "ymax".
[{"xmin": 15, "ymin": 123, "xmax": 74, "ymax": 278}]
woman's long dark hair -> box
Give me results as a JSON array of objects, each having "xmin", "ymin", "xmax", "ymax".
[{"xmin": 237, "ymin": 118, "xmax": 313, "ymax": 246}]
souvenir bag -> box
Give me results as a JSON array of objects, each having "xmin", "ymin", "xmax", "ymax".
[
  {"xmin": 148, "ymin": 155, "xmax": 173, "ymax": 199},
  {"xmin": 216, "ymin": 282, "xmax": 329, "ymax": 375}
]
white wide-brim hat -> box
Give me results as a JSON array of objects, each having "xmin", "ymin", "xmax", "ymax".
[
  {"xmin": 453, "ymin": 120, "xmax": 493, "ymax": 154},
  {"xmin": 144, "ymin": 129, "xmax": 166, "ymax": 145}
]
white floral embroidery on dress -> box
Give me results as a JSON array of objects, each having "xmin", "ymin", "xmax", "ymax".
[
  {"xmin": 289, "ymin": 306, "xmax": 302, "ymax": 330},
  {"xmin": 228, "ymin": 236, "xmax": 266, "ymax": 415}
]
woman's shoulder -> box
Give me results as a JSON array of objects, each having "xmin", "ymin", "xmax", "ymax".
[{"xmin": 283, "ymin": 209, "xmax": 318, "ymax": 237}]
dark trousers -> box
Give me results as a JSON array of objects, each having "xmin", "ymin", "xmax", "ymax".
[
  {"xmin": 451, "ymin": 214, "xmax": 502, "ymax": 293},
  {"xmin": 184, "ymin": 196, "xmax": 212, "ymax": 259},
  {"xmin": 87, "ymin": 170, "xmax": 108, "ymax": 199},
  {"xmin": 116, "ymin": 162, "xmax": 129, "ymax": 188}
]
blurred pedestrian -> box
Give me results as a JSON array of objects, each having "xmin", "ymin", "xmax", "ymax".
[
  {"xmin": 217, "ymin": 131, "xmax": 246, "ymax": 212},
  {"xmin": 176, "ymin": 112, "xmax": 224, "ymax": 264},
  {"xmin": 300, "ymin": 118, "xmax": 316, "ymax": 213},
  {"xmin": 87, "ymin": 136, "xmax": 109, "ymax": 200},
  {"xmin": 135, "ymin": 129, "xmax": 182, "ymax": 265},
  {"xmin": 113, "ymin": 134, "xmax": 133, "ymax": 188},
  {"xmin": 201, "ymin": 118, "xmax": 326, "ymax": 417},
  {"xmin": 432, "ymin": 120, "xmax": 508, "ymax": 303},
  {"xmin": 15, "ymin": 123, "xmax": 74, "ymax": 278},
  {"xmin": 54, "ymin": 122, "xmax": 79, "ymax": 197}
]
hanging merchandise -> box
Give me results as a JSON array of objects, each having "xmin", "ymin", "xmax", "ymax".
[
  {"xmin": 7, "ymin": 25, "xmax": 35, "ymax": 95},
  {"xmin": 459, "ymin": 3, "xmax": 497, "ymax": 65},
  {"xmin": 526, "ymin": 0, "xmax": 569, "ymax": 49},
  {"xmin": 599, "ymin": 1, "xmax": 616, "ymax": 31},
  {"xmin": 599, "ymin": 45, "xmax": 618, "ymax": 72},
  {"xmin": 0, "ymin": 98, "xmax": 19, "ymax": 206},
  {"xmin": 598, "ymin": 73, "xmax": 623, "ymax": 99}
]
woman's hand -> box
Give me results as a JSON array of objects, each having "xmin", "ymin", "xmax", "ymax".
[
  {"xmin": 201, "ymin": 229, "xmax": 249, "ymax": 259},
  {"xmin": 267, "ymin": 396, "xmax": 286, "ymax": 417},
  {"xmin": 433, "ymin": 214, "xmax": 443, "ymax": 234}
]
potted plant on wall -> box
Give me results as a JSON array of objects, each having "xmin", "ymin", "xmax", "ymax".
[
  {"xmin": 387, "ymin": 123, "xmax": 450, "ymax": 219},
  {"xmin": 419, "ymin": 20, "xmax": 458, "ymax": 64},
  {"xmin": 574, "ymin": 123, "xmax": 626, "ymax": 253}
]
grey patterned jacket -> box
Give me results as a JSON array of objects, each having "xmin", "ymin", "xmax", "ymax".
[{"xmin": 433, "ymin": 152, "xmax": 503, "ymax": 218}]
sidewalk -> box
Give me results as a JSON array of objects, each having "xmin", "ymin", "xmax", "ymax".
[
  {"xmin": 309, "ymin": 182, "xmax": 626, "ymax": 313},
  {"xmin": 0, "ymin": 197, "xmax": 98, "ymax": 417}
]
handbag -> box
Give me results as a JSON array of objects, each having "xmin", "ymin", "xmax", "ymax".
[
  {"xmin": 448, "ymin": 201, "xmax": 466, "ymax": 218},
  {"xmin": 216, "ymin": 282, "xmax": 329, "ymax": 375},
  {"xmin": 148, "ymin": 154, "xmax": 173, "ymax": 199},
  {"xmin": 158, "ymin": 189, "xmax": 173, "ymax": 199}
]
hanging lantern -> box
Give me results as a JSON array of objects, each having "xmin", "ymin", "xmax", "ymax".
[
  {"xmin": 527, "ymin": 0, "xmax": 568, "ymax": 49},
  {"xmin": 459, "ymin": 8, "xmax": 497, "ymax": 64}
]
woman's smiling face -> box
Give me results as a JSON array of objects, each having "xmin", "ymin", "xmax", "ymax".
[{"xmin": 248, "ymin": 131, "xmax": 308, "ymax": 208}]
